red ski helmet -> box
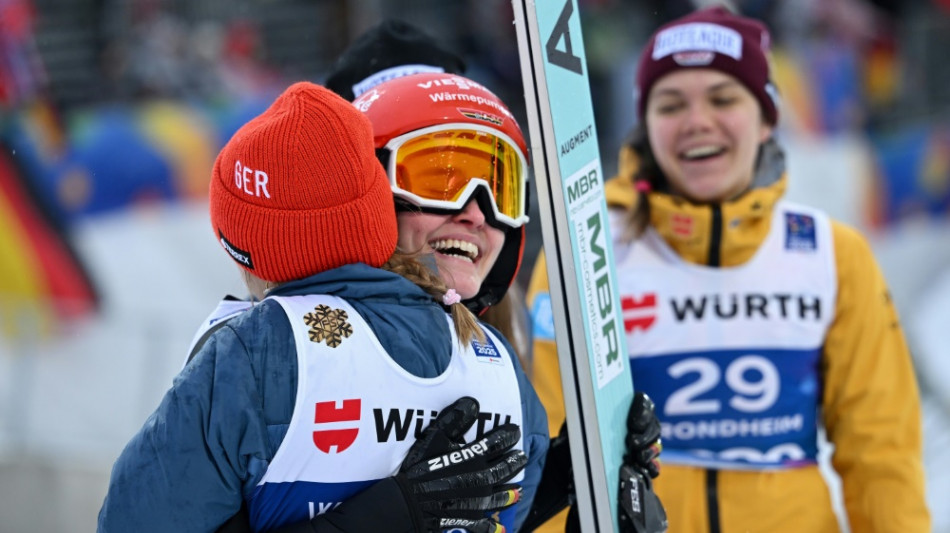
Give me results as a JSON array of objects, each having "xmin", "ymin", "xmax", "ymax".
[{"xmin": 354, "ymin": 73, "xmax": 530, "ymax": 313}]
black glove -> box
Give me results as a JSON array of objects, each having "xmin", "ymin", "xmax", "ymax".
[
  {"xmin": 524, "ymin": 392, "xmax": 667, "ymax": 533},
  {"xmin": 273, "ymin": 396, "xmax": 526, "ymax": 533},
  {"xmin": 618, "ymin": 392, "xmax": 668, "ymax": 533},
  {"xmin": 396, "ymin": 396, "xmax": 527, "ymax": 533},
  {"xmin": 624, "ymin": 391, "xmax": 662, "ymax": 479}
]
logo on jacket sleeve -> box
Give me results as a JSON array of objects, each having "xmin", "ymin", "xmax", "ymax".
[
  {"xmin": 312, "ymin": 399, "xmax": 361, "ymax": 453},
  {"xmin": 303, "ymin": 305, "xmax": 353, "ymax": 347},
  {"xmin": 785, "ymin": 213, "xmax": 816, "ymax": 251},
  {"xmin": 622, "ymin": 293, "xmax": 657, "ymax": 334}
]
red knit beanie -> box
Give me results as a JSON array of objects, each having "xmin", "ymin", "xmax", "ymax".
[
  {"xmin": 636, "ymin": 6, "xmax": 779, "ymax": 124},
  {"xmin": 209, "ymin": 81, "xmax": 398, "ymax": 283}
]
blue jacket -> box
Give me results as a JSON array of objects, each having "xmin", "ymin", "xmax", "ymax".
[{"xmin": 98, "ymin": 263, "xmax": 549, "ymax": 532}]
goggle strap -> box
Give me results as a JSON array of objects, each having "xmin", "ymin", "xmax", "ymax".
[
  {"xmin": 374, "ymin": 147, "xmax": 391, "ymax": 170},
  {"xmin": 394, "ymin": 189, "xmax": 519, "ymax": 232}
]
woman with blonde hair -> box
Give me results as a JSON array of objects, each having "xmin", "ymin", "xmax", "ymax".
[{"xmin": 99, "ymin": 81, "xmax": 545, "ymax": 533}]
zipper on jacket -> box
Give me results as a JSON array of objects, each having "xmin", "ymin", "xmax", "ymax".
[
  {"xmin": 706, "ymin": 205, "xmax": 723, "ymax": 531},
  {"xmin": 708, "ymin": 205, "xmax": 722, "ymax": 267},
  {"xmin": 706, "ymin": 469, "xmax": 722, "ymax": 533}
]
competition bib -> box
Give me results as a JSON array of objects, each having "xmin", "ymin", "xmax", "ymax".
[
  {"xmin": 614, "ymin": 201, "xmax": 836, "ymax": 469},
  {"xmin": 248, "ymin": 294, "xmax": 524, "ymax": 531}
]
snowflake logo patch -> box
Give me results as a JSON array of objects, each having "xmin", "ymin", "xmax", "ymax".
[{"xmin": 303, "ymin": 305, "xmax": 353, "ymax": 348}]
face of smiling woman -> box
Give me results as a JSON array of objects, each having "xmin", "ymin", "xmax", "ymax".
[
  {"xmin": 396, "ymin": 200, "xmax": 506, "ymax": 300},
  {"xmin": 645, "ymin": 68, "xmax": 773, "ymax": 203}
]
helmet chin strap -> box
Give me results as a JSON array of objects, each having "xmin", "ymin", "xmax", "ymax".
[{"xmin": 466, "ymin": 291, "xmax": 500, "ymax": 316}]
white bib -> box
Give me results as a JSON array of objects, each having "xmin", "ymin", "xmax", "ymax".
[
  {"xmin": 612, "ymin": 201, "xmax": 836, "ymax": 470},
  {"xmin": 247, "ymin": 294, "xmax": 524, "ymax": 531}
]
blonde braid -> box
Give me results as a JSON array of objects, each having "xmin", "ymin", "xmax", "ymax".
[{"xmin": 381, "ymin": 252, "xmax": 485, "ymax": 344}]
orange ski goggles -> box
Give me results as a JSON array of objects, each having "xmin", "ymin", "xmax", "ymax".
[{"xmin": 383, "ymin": 124, "xmax": 529, "ymax": 229}]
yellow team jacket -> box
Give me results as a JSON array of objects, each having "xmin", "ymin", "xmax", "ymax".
[{"xmin": 526, "ymin": 147, "xmax": 931, "ymax": 533}]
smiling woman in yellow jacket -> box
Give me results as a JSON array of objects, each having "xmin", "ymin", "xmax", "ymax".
[{"xmin": 527, "ymin": 6, "xmax": 930, "ymax": 533}]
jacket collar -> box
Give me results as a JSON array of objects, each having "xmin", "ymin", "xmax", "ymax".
[{"xmin": 605, "ymin": 139, "xmax": 787, "ymax": 267}]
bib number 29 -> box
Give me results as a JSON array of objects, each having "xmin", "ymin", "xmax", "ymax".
[{"xmin": 665, "ymin": 355, "xmax": 779, "ymax": 416}]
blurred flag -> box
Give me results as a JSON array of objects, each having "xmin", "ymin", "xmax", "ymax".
[{"xmin": 0, "ymin": 139, "xmax": 98, "ymax": 338}]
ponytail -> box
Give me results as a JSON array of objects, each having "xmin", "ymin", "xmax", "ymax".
[{"xmin": 381, "ymin": 252, "xmax": 486, "ymax": 345}]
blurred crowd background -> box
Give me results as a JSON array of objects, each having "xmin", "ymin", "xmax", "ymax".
[{"xmin": 1, "ymin": 0, "xmax": 949, "ymax": 531}]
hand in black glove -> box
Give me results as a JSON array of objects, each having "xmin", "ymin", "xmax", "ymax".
[
  {"xmin": 271, "ymin": 396, "xmax": 526, "ymax": 533},
  {"xmin": 624, "ymin": 391, "xmax": 662, "ymax": 479},
  {"xmin": 524, "ymin": 393, "xmax": 667, "ymax": 533},
  {"xmin": 396, "ymin": 395, "xmax": 527, "ymax": 533},
  {"xmin": 618, "ymin": 392, "xmax": 668, "ymax": 533}
]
